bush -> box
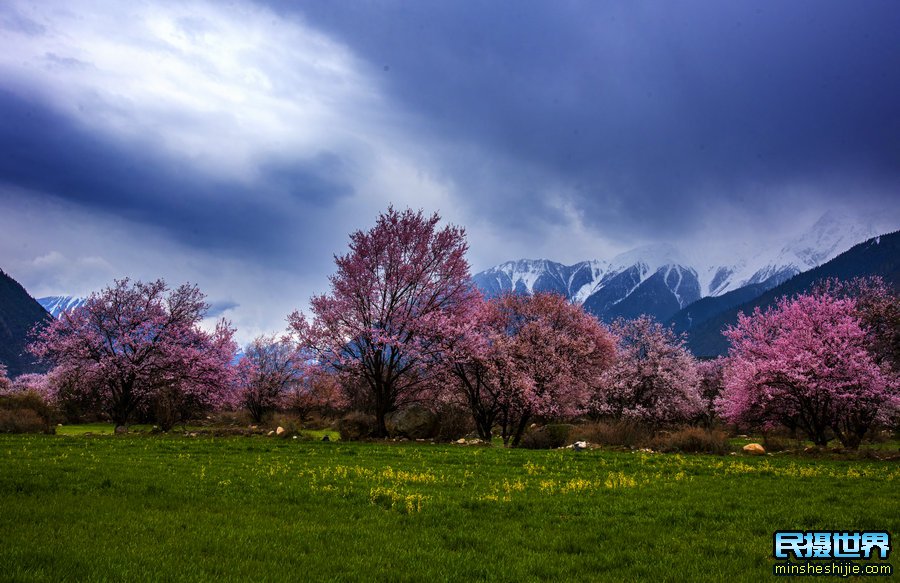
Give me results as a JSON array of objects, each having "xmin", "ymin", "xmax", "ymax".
[
  {"xmin": 0, "ymin": 391, "xmax": 55, "ymax": 434},
  {"xmin": 762, "ymin": 434, "xmax": 795, "ymax": 453},
  {"xmin": 650, "ymin": 426, "xmax": 731, "ymax": 455},
  {"xmin": 571, "ymin": 419, "xmax": 652, "ymax": 448},
  {"xmin": 338, "ymin": 412, "xmax": 376, "ymax": 441},
  {"xmin": 434, "ymin": 404, "xmax": 474, "ymax": 442},
  {"xmin": 520, "ymin": 424, "xmax": 574, "ymax": 449},
  {"xmin": 206, "ymin": 410, "xmax": 252, "ymax": 427}
]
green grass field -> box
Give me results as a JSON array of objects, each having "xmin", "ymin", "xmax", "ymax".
[{"xmin": 1, "ymin": 433, "xmax": 897, "ymax": 582}]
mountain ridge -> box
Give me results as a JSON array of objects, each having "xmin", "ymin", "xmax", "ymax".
[
  {"xmin": 683, "ymin": 230, "xmax": 900, "ymax": 357},
  {"xmin": 472, "ymin": 211, "xmax": 896, "ymax": 324}
]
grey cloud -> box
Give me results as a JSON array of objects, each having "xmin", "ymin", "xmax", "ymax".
[
  {"xmin": 207, "ymin": 300, "xmax": 240, "ymax": 318},
  {"xmin": 0, "ymin": 5, "xmax": 46, "ymax": 36},
  {"xmin": 0, "ymin": 89, "xmax": 353, "ymax": 273},
  {"xmin": 286, "ymin": 0, "xmax": 900, "ymax": 241},
  {"xmin": 44, "ymin": 52, "xmax": 93, "ymax": 70}
]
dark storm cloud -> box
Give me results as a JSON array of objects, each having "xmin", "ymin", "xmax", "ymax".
[
  {"xmin": 285, "ymin": 0, "xmax": 900, "ymax": 239},
  {"xmin": 0, "ymin": 89, "xmax": 352, "ymax": 270}
]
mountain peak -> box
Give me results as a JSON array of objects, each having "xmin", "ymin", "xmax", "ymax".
[
  {"xmin": 38, "ymin": 295, "xmax": 87, "ymax": 318},
  {"xmin": 472, "ymin": 209, "xmax": 896, "ymax": 324}
]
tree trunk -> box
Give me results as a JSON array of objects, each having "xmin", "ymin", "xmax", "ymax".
[
  {"xmin": 373, "ymin": 398, "xmax": 390, "ymax": 438},
  {"xmin": 510, "ymin": 412, "xmax": 531, "ymax": 448},
  {"xmin": 475, "ymin": 415, "xmax": 493, "ymax": 441}
]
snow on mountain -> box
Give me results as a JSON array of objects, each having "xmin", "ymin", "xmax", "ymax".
[
  {"xmin": 473, "ymin": 210, "xmax": 897, "ymax": 323},
  {"xmin": 708, "ymin": 210, "xmax": 892, "ymax": 296},
  {"xmin": 38, "ymin": 295, "xmax": 86, "ymax": 318},
  {"xmin": 472, "ymin": 259, "xmax": 605, "ymax": 299}
]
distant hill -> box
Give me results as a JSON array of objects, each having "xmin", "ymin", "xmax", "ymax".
[
  {"xmin": 685, "ymin": 231, "xmax": 900, "ymax": 357},
  {"xmin": 0, "ymin": 269, "xmax": 52, "ymax": 376}
]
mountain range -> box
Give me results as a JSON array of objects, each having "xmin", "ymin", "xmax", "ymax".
[
  {"xmin": 681, "ymin": 230, "xmax": 900, "ymax": 356},
  {"xmin": 473, "ymin": 211, "xmax": 899, "ymax": 355}
]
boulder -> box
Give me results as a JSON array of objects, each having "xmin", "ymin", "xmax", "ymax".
[
  {"xmin": 385, "ymin": 406, "xmax": 437, "ymax": 439},
  {"xmin": 572, "ymin": 440, "xmax": 589, "ymax": 452},
  {"xmin": 114, "ymin": 425, "xmax": 128, "ymax": 435},
  {"xmin": 742, "ymin": 443, "xmax": 766, "ymax": 455},
  {"xmin": 275, "ymin": 426, "xmax": 285, "ymax": 436}
]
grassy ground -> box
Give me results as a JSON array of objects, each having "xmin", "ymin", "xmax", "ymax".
[{"xmin": 1, "ymin": 433, "xmax": 897, "ymax": 582}]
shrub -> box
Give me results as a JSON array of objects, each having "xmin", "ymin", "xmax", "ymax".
[
  {"xmin": 0, "ymin": 391, "xmax": 55, "ymax": 434},
  {"xmin": 338, "ymin": 412, "xmax": 376, "ymax": 441},
  {"xmin": 761, "ymin": 434, "xmax": 794, "ymax": 453},
  {"xmin": 519, "ymin": 424, "xmax": 574, "ymax": 449},
  {"xmin": 0, "ymin": 409, "xmax": 49, "ymax": 434},
  {"xmin": 434, "ymin": 404, "xmax": 474, "ymax": 442},
  {"xmin": 207, "ymin": 410, "xmax": 252, "ymax": 427},
  {"xmin": 571, "ymin": 419, "xmax": 652, "ymax": 448},
  {"xmin": 650, "ymin": 426, "xmax": 731, "ymax": 455}
]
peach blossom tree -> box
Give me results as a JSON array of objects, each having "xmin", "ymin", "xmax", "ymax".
[
  {"xmin": 592, "ymin": 316, "xmax": 701, "ymax": 425},
  {"xmin": 718, "ymin": 291, "xmax": 897, "ymax": 448},
  {"xmin": 446, "ymin": 293, "xmax": 616, "ymax": 445},
  {"xmin": 30, "ymin": 278, "xmax": 237, "ymax": 430},
  {"xmin": 289, "ymin": 207, "xmax": 477, "ymax": 437}
]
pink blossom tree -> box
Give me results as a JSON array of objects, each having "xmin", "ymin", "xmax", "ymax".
[
  {"xmin": 696, "ymin": 358, "xmax": 726, "ymax": 428},
  {"xmin": 818, "ymin": 277, "xmax": 899, "ymax": 375},
  {"xmin": 592, "ymin": 316, "xmax": 701, "ymax": 425},
  {"xmin": 289, "ymin": 207, "xmax": 477, "ymax": 437},
  {"xmin": 236, "ymin": 335, "xmax": 305, "ymax": 423},
  {"xmin": 287, "ymin": 367, "xmax": 346, "ymax": 421},
  {"xmin": 7, "ymin": 373, "xmax": 54, "ymax": 403},
  {"xmin": 0, "ymin": 365, "xmax": 9, "ymax": 393},
  {"xmin": 30, "ymin": 279, "xmax": 237, "ymax": 430},
  {"xmin": 447, "ymin": 293, "xmax": 616, "ymax": 445},
  {"xmin": 441, "ymin": 294, "xmax": 516, "ymax": 441},
  {"xmin": 718, "ymin": 291, "xmax": 897, "ymax": 448}
]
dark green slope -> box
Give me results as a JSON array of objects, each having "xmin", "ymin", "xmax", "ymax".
[{"xmin": 0, "ymin": 269, "xmax": 52, "ymax": 376}]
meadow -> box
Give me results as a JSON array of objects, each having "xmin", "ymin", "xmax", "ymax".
[{"xmin": 1, "ymin": 432, "xmax": 897, "ymax": 582}]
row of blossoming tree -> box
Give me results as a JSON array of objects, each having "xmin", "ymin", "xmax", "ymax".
[{"xmin": 5, "ymin": 207, "xmax": 896, "ymax": 447}]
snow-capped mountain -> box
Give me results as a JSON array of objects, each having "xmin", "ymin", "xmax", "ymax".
[
  {"xmin": 472, "ymin": 259, "xmax": 601, "ymax": 300},
  {"xmin": 702, "ymin": 210, "xmax": 888, "ymax": 297},
  {"xmin": 473, "ymin": 210, "xmax": 897, "ymax": 323},
  {"xmin": 38, "ymin": 295, "xmax": 86, "ymax": 318},
  {"xmin": 475, "ymin": 248, "xmax": 704, "ymax": 323}
]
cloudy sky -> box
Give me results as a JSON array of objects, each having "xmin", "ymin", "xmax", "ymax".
[{"xmin": 1, "ymin": 0, "xmax": 898, "ymax": 342}]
